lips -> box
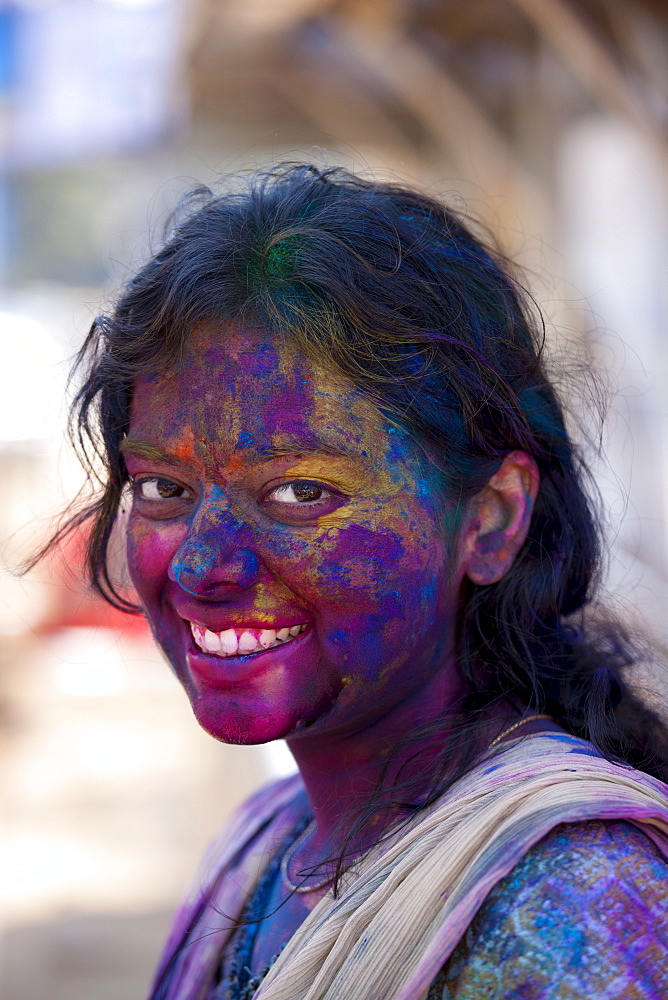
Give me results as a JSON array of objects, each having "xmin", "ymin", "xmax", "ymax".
[
  {"xmin": 189, "ymin": 622, "xmax": 309, "ymax": 658},
  {"xmin": 184, "ymin": 617, "xmax": 315, "ymax": 693}
]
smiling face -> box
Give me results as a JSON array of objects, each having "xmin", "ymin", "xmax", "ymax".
[{"xmin": 123, "ymin": 324, "xmax": 471, "ymax": 747}]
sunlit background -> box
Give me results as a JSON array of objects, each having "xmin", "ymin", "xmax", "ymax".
[{"xmin": 0, "ymin": 1, "xmax": 666, "ymax": 997}]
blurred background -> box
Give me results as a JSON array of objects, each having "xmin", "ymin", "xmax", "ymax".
[{"xmin": 0, "ymin": 1, "xmax": 666, "ymax": 997}]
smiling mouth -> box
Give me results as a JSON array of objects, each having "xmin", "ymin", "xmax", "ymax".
[{"xmin": 189, "ymin": 622, "xmax": 309, "ymax": 658}]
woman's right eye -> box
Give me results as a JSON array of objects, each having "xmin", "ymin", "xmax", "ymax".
[{"xmin": 134, "ymin": 478, "xmax": 190, "ymax": 502}]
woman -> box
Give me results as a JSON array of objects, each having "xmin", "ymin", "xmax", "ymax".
[{"xmin": 53, "ymin": 165, "xmax": 668, "ymax": 998}]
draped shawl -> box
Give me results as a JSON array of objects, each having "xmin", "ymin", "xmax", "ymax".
[{"xmin": 149, "ymin": 732, "xmax": 668, "ymax": 1000}]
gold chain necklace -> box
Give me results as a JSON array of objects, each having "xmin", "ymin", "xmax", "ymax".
[{"xmin": 487, "ymin": 713, "xmax": 555, "ymax": 748}]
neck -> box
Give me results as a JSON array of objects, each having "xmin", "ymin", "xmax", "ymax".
[{"xmin": 285, "ymin": 675, "xmax": 514, "ymax": 862}]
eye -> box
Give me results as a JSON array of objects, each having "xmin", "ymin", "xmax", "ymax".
[
  {"xmin": 260, "ymin": 479, "xmax": 345, "ymax": 523},
  {"xmin": 134, "ymin": 477, "xmax": 191, "ymax": 501},
  {"xmin": 267, "ymin": 482, "xmax": 332, "ymax": 504}
]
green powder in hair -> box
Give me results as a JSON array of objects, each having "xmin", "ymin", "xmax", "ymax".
[{"xmin": 264, "ymin": 234, "xmax": 302, "ymax": 281}]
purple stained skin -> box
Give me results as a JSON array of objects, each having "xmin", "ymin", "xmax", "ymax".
[{"xmin": 123, "ymin": 323, "xmax": 539, "ymax": 974}]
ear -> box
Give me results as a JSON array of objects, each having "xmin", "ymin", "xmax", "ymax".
[{"xmin": 460, "ymin": 451, "xmax": 539, "ymax": 586}]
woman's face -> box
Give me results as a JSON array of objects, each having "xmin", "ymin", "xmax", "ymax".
[{"xmin": 123, "ymin": 324, "xmax": 471, "ymax": 746}]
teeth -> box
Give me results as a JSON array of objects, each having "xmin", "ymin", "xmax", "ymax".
[
  {"xmin": 190, "ymin": 622, "xmax": 307, "ymax": 658},
  {"xmin": 259, "ymin": 629, "xmax": 276, "ymax": 648},
  {"xmin": 203, "ymin": 629, "xmax": 221, "ymax": 653},
  {"xmin": 220, "ymin": 629, "xmax": 239, "ymax": 655},
  {"xmin": 238, "ymin": 630, "xmax": 258, "ymax": 653},
  {"xmin": 191, "ymin": 622, "xmax": 206, "ymax": 645}
]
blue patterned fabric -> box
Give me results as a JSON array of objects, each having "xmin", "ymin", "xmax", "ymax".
[{"xmin": 426, "ymin": 820, "xmax": 668, "ymax": 999}]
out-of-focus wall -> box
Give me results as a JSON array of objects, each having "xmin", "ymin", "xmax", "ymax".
[{"xmin": 0, "ymin": 1, "xmax": 666, "ymax": 997}]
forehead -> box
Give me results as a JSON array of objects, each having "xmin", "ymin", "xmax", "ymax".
[{"xmin": 128, "ymin": 323, "xmax": 400, "ymax": 461}]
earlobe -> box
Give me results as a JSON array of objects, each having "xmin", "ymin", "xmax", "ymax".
[{"xmin": 463, "ymin": 451, "xmax": 539, "ymax": 586}]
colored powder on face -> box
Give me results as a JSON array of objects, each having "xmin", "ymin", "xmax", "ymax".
[{"xmin": 125, "ymin": 324, "xmax": 469, "ymax": 746}]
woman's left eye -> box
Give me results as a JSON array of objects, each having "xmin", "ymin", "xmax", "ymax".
[{"xmin": 265, "ymin": 482, "xmax": 332, "ymax": 504}]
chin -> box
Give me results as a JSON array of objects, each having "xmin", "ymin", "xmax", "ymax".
[
  {"xmin": 192, "ymin": 705, "xmax": 295, "ymax": 745},
  {"xmin": 187, "ymin": 685, "xmax": 340, "ymax": 746}
]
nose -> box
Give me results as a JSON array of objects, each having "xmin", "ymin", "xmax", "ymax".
[{"xmin": 168, "ymin": 492, "xmax": 261, "ymax": 598}]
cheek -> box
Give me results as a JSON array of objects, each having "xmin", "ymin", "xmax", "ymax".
[
  {"xmin": 126, "ymin": 517, "xmax": 184, "ymax": 598},
  {"xmin": 270, "ymin": 504, "xmax": 451, "ymax": 623},
  {"xmin": 314, "ymin": 528, "xmax": 410, "ymax": 605}
]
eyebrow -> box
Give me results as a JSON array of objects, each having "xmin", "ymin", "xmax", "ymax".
[{"xmin": 120, "ymin": 439, "xmax": 185, "ymax": 467}]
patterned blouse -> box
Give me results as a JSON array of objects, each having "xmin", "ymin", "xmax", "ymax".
[{"xmin": 427, "ymin": 819, "xmax": 668, "ymax": 999}]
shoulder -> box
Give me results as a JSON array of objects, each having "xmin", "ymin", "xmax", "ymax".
[
  {"xmin": 429, "ymin": 820, "xmax": 668, "ymax": 1000},
  {"xmin": 473, "ymin": 819, "xmax": 668, "ymax": 941}
]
